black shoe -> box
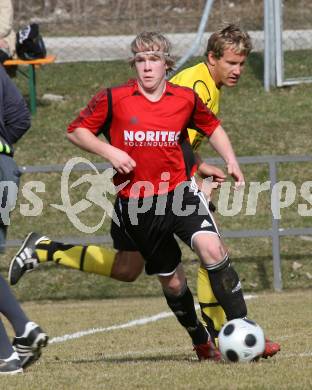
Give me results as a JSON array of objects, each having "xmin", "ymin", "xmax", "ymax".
[
  {"xmin": 0, "ymin": 352, "xmax": 23, "ymax": 375},
  {"xmin": 8, "ymin": 232, "xmax": 48, "ymax": 285},
  {"xmin": 13, "ymin": 322, "xmax": 49, "ymax": 369}
]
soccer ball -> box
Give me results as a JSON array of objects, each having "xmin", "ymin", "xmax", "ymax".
[{"xmin": 218, "ymin": 318, "xmax": 265, "ymax": 363}]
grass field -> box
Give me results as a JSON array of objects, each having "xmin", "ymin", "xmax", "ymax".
[
  {"xmin": 2, "ymin": 290, "xmax": 312, "ymax": 389},
  {"xmin": 3, "ymin": 51, "xmax": 311, "ymax": 299},
  {"xmin": 0, "ymin": 50, "xmax": 311, "ymax": 388}
]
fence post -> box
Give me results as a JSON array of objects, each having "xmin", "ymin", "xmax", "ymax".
[
  {"xmin": 264, "ymin": 0, "xmax": 276, "ymax": 90},
  {"xmin": 168, "ymin": 0, "xmax": 214, "ymax": 77},
  {"xmin": 269, "ymin": 159, "xmax": 283, "ymax": 291},
  {"xmin": 274, "ymin": 0, "xmax": 284, "ymax": 86}
]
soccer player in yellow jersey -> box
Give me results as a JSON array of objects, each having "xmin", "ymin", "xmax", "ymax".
[
  {"xmin": 9, "ymin": 25, "xmax": 280, "ymax": 358},
  {"xmin": 171, "ymin": 61, "xmax": 220, "ymax": 149},
  {"xmin": 170, "ymin": 24, "xmax": 251, "ymax": 341}
]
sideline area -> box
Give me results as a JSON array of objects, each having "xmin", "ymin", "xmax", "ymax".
[
  {"xmin": 50, "ymin": 297, "xmax": 257, "ymax": 344},
  {"xmin": 44, "ymin": 30, "xmax": 312, "ymax": 62}
]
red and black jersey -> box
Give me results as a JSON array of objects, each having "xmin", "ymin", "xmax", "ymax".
[{"xmin": 68, "ymin": 79, "xmax": 220, "ymax": 198}]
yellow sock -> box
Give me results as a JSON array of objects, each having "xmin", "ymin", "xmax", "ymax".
[
  {"xmin": 35, "ymin": 239, "xmax": 51, "ymax": 263},
  {"xmin": 35, "ymin": 240, "xmax": 116, "ymax": 277},
  {"xmin": 78, "ymin": 245, "xmax": 115, "ymax": 276},
  {"xmin": 197, "ymin": 266, "xmax": 226, "ymax": 338}
]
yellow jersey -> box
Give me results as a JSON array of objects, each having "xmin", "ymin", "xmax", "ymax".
[{"xmin": 170, "ymin": 62, "xmax": 220, "ymax": 150}]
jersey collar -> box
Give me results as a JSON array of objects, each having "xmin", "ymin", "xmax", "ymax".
[{"xmin": 129, "ymin": 79, "xmax": 173, "ymax": 96}]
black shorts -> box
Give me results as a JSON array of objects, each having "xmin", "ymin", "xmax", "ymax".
[{"xmin": 111, "ymin": 181, "xmax": 219, "ymax": 276}]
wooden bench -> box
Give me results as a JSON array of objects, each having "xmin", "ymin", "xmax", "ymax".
[{"xmin": 3, "ymin": 55, "xmax": 56, "ymax": 115}]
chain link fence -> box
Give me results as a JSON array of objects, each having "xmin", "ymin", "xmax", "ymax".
[
  {"xmin": 12, "ymin": 1, "xmax": 312, "ymax": 82},
  {"xmin": 14, "ymin": 0, "xmax": 265, "ymax": 35},
  {"xmin": 13, "ymin": 0, "xmax": 265, "ymax": 62}
]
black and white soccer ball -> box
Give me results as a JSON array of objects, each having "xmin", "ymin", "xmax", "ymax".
[{"xmin": 218, "ymin": 318, "xmax": 265, "ymax": 363}]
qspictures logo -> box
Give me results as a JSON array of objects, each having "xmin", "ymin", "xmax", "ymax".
[
  {"xmin": 50, "ymin": 157, "xmax": 129, "ymax": 233},
  {"xmin": 0, "ymin": 157, "xmax": 311, "ymax": 233}
]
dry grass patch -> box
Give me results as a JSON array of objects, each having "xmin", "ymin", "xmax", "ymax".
[{"xmin": 2, "ymin": 290, "xmax": 312, "ymax": 389}]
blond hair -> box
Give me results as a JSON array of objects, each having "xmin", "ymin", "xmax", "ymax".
[
  {"xmin": 129, "ymin": 31, "xmax": 175, "ymax": 71},
  {"xmin": 205, "ymin": 24, "xmax": 252, "ymax": 59}
]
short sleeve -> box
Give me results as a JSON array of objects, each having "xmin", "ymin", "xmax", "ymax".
[{"xmin": 67, "ymin": 89, "xmax": 109, "ymax": 135}]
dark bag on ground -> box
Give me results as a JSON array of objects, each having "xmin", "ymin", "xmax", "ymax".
[{"xmin": 16, "ymin": 23, "xmax": 47, "ymax": 60}]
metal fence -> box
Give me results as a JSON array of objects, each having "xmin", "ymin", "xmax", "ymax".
[
  {"xmin": 14, "ymin": 0, "xmax": 264, "ymax": 36},
  {"xmin": 264, "ymin": 0, "xmax": 312, "ymax": 89},
  {"xmin": 12, "ymin": 0, "xmax": 265, "ymax": 63},
  {"xmin": 12, "ymin": 1, "xmax": 312, "ymax": 90},
  {"xmin": 5, "ymin": 154, "xmax": 312, "ymax": 292}
]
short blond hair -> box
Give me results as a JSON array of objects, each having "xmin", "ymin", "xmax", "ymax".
[
  {"xmin": 205, "ymin": 24, "xmax": 252, "ymax": 59},
  {"xmin": 129, "ymin": 31, "xmax": 175, "ymax": 71}
]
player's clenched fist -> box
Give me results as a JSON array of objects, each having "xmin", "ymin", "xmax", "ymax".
[{"xmin": 107, "ymin": 147, "xmax": 136, "ymax": 174}]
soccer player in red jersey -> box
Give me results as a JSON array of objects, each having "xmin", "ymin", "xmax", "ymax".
[{"xmin": 9, "ymin": 31, "xmax": 278, "ymax": 360}]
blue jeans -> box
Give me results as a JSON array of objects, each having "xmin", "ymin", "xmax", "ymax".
[{"xmin": 0, "ymin": 155, "xmax": 21, "ymax": 253}]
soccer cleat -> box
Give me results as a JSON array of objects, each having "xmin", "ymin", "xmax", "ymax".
[
  {"xmin": 0, "ymin": 352, "xmax": 23, "ymax": 375},
  {"xmin": 8, "ymin": 232, "xmax": 48, "ymax": 285},
  {"xmin": 193, "ymin": 340, "xmax": 222, "ymax": 361},
  {"xmin": 262, "ymin": 338, "xmax": 281, "ymax": 359},
  {"xmin": 13, "ymin": 322, "xmax": 49, "ymax": 369}
]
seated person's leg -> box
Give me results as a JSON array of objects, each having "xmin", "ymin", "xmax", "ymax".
[
  {"xmin": 0, "ymin": 275, "xmax": 48, "ymax": 369},
  {"xmin": 0, "ymin": 225, "xmax": 7, "ymax": 254},
  {"xmin": 0, "ymin": 317, "xmax": 22, "ymax": 374},
  {"xmin": 0, "ymin": 155, "xmax": 20, "ymax": 253}
]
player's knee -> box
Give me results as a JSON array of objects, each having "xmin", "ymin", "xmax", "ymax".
[
  {"xmin": 112, "ymin": 251, "xmax": 144, "ymax": 282},
  {"xmin": 118, "ymin": 268, "xmax": 141, "ymax": 282},
  {"xmin": 160, "ymin": 275, "xmax": 186, "ymax": 296},
  {"xmin": 159, "ymin": 263, "xmax": 187, "ymax": 296},
  {"xmin": 193, "ymin": 235, "xmax": 227, "ymax": 265},
  {"xmin": 164, "ymin": 280, "xmax": 184, "ymax": 296}
]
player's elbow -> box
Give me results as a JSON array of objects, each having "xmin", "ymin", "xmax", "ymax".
[
  {"xmin": 66, "ymin": 130, "xmax": 78, "ymax": 145},
  {"xmin": 66, "ymin": 131, "xmax": 73, "ymax": 141}
]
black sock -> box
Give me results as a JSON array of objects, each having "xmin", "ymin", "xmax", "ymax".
[
  {"xmin": 205, "ymin": 256, "xmax": 247, "ymax": 320},
  {"xmin": 164, "ymin": 284, "xmax": 208, "ymax": 345}
]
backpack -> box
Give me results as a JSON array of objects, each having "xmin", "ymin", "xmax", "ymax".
[{"xmin": 16, "ymin": 23, "xmax": 47, "ymax": 60}]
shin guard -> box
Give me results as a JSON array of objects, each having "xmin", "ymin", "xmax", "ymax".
[{"xmin": 205, "ymin": 256, "xmax": 247, "ymax": 320}]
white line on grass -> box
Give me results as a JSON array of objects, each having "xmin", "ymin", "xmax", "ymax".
[
  {"xmin": 282, "ymin": 352, "xmax": 312, "ymax": 358},
  {"xmin": 49, "ymin": 310, "xmax": 173, "ymax": 344},
  {"xmin": 49, "ymin": 295, "xmax": 257, "ymax": 344},
  {"xmin": 300, "ymin": 235, "xmax": 312, "ymax": 241}
]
